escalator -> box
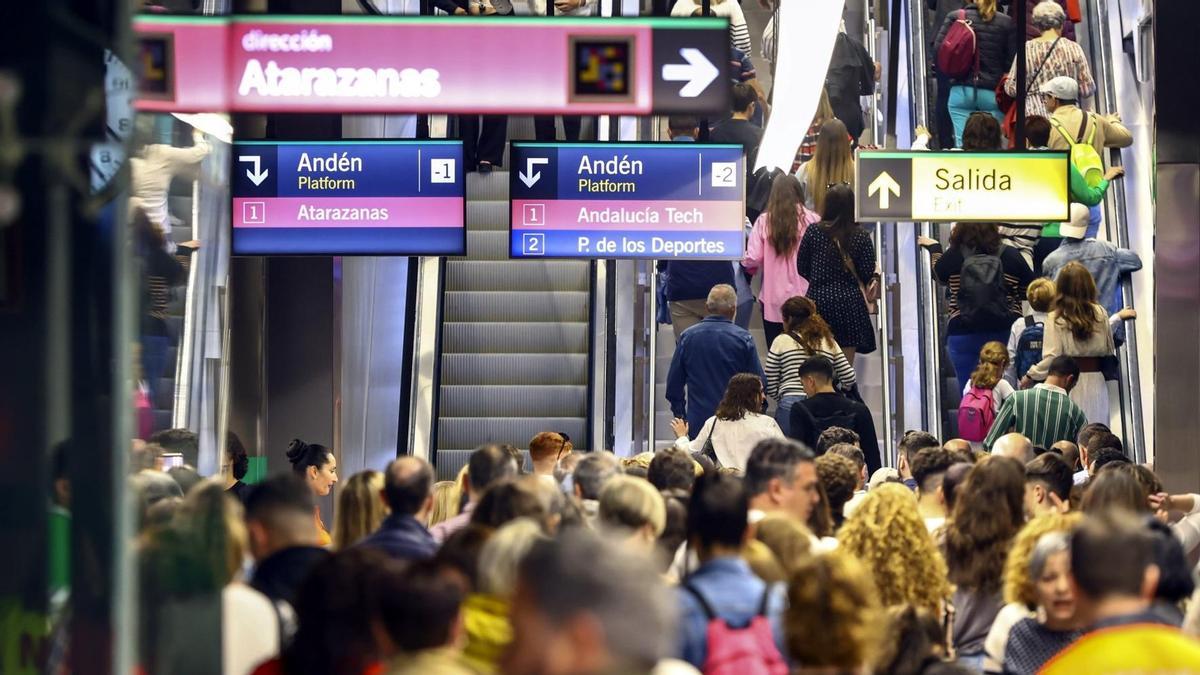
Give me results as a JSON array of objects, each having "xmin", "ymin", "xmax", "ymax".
[
  {"xmin": 433, "ymin": 163, "xmax": 593, "ymax": 481},
  {"xmin": 908, "ymin": 0, "xmax": 1147, "ymax": 456}
]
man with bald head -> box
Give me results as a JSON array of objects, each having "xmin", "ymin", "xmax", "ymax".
[
  {"xmin": 359, "ymin": 456, "xmax": 436, "ymax": 561},
  {"xmin": 666, "ymin": 284, "xmax": 764, "ymax": 439},
  {"xmin": 993, "ymin": 433, "xmax": 1034, "ymax": 464}
]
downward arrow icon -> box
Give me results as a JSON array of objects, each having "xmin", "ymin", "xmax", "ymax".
[
  {"xmin": 238, "ymin": 155, "xmax": 269, "ymax": 186},
  {"xmin": 868, "ymin": 171, "xmax": 901, "ymax": 210},
  {"xmin": 518, "ymin": 157, "xmax": 549, "ymax": 188}
]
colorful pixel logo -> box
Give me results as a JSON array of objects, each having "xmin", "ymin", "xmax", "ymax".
[{"xmin": 570, "ymin": 36, "xmax": 633, "ymax": 102}]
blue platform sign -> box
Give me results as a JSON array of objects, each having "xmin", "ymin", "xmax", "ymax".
[
  {"xmin": 509, "ymin": 142, "xmax": 746, "ymax": 260},
  {"xmin": 232, "ymin": 140, "xmax": 465, "ymax": 256}
]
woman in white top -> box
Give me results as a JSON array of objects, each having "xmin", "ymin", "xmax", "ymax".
[
  {"xmin": 670, "ymin": 373, "xmax": 782, "ymax": 472},
  {"xmin": 1022, "ymin": 262, "xmax": 1134, "ymax": 423},
  {"xmin": 764, "ymin": 296, "xmax": 857, "ymax": 438}
]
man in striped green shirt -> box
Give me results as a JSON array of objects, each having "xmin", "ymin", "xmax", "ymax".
[{"xmin": 985, "ymin": 356, "xmax": 1088, "ymax": 450}]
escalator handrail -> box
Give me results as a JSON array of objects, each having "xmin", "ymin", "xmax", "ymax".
[{"xmin": 1082, "ymin": 0, "xmax": 1146, "ymax": 464}]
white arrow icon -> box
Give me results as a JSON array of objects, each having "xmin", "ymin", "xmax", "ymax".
[
  {"xmin": 661, "ymin": 48, "xmax": 720, "ymax": 98},
  {"xmin": 518, "ymin": 157, "xmax": 549, "ymax": 188},
  {"xmin": 238, "ymin": 155, "xmax": 269, "ymax": 186},
  {"xmin": 868, "ymin": 171, "xmax": 901, "ymax": 210}
]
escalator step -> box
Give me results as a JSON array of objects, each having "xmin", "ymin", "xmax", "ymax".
[
  {"xmin": 443, "ymin": 290, "xmax": 589, "ymax": 323},
  {"xmin": 465, "ymin": 230, "xmax": 513, "ymax": 260},
  {"xmin": 437, "ymin": 416, "xmax": 587, "ymax": 452},
  {"xmin": 439, "ymin": 384, "xmax": 587, "ymax": 418},
  {"xmin": 445, "ymin": 260, "xmax": 590, "ymax": 292},
  {"xmin": 441, "ymin": 353, "xmax": 588, "ymax": 386},
  {"xmin": 467, "ymin": 201, "xmax": 510, "ymax": 232},
  {"xmin": 465, "ymin": 171, "xmax": 511, "ymax": 202},
  {"xmin": 442, "ymin": 322, "xmax": 588, "ymax": 354}
]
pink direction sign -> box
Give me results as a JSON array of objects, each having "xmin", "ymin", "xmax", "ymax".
[{"xmin": 133, "ymin": 15, "xmax": 729, "ymax": 115}]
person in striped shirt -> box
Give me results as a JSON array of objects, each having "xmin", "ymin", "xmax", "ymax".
[
  {"xmin": 984, "ymin": 355, "xmax": 1087, "ymax": 450},
  {"xmin": 764, "ymin": 297, "xmax": 857, "ymax": 438}
]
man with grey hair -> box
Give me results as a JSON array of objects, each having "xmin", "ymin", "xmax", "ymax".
[
  {"xmin": 666, "ymin": 284, "xmax": 764, "ymax": 439},
  {"xmin": 993, "ymin": 432, "xmax": 1035, "ymax": 464},
  {"xmin": 502, "ymin": 530, "xmax": 674, "ymax": 675},
  {"xmin": 572, "ymin": 452, "xmax": 621, "ymax": 526}
]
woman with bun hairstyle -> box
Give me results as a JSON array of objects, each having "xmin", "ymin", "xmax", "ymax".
[{"xmin": 286, "ymin": 439, "xmax": 338, "ymax": 547}]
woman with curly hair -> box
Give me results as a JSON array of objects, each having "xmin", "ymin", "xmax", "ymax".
[
  {"xmin": 983, "ymin": 511, "xmax": 1082, "ymax": 671},
  {"xmin": 942, "ymin": 455, "xmax": 1026, "ymax": 668},
  {"xmin": 785, "ymin": 550, "xmax": 883, "ymax": 671},
  {"xmin": 838, "ymin": 483, "xmax": 951, "ymax": 615},
  {"xmin": 1023, "ymin": 261, "xmax": 1132, "ymax": 423}
]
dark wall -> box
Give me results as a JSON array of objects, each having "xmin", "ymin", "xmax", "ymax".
[
  {"xmin": 264, "ymin": 258, "xmax": 336, "ymax": 521},
  {"xmin": 1153, "ymin": 0, "xmax": 1200, "ymax": 492}
]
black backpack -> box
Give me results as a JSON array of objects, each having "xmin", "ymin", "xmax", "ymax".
[
  {"xmin": 746, "ymin": 166, "xmax": 783, "ymax": 222},
  {"xmin": 957, "ymin": 246, "xmax": 1011, "ymax": 324}
]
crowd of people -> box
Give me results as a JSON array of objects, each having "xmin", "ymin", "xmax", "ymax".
[{"xmin": 105, "ymin": 417, "xmax": 1200, "ymax": 675}]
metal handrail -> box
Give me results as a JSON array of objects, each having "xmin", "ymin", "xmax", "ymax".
[
  {"xmin": 1083, "ymin": 0, "xmax": 1146, "ymax": 463},
  {"xmin": 906, "ymin": 0, "xmax": 943, "ymax": 439},
  {"xmin": 867, "ymin": 3, "xmax": 894, "ymax": 461},
  {"xmin": 171, "ymin": 179, "xmax": 202, "ymax": 430}
]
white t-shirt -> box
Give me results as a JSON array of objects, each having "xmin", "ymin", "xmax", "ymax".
[
  {"xmin": 962, "ymin": 379, "xmax": 1015, "ymax": 415},
  {"xmin": 223, "ymin": 583, "xmax": 280, "ymax": 675},
  {"xmin": 675, "ymin": 412, "xmax": 784, "ymax": 471}
]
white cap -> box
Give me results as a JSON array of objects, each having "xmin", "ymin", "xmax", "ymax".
[
  {"xmin": 1039, "ymin": 76, "xmax": 1079, "ymax": 101},
  {"xmin": 867, "ymin": 467, "xmax": 901, "ymax": 491},
  {"xmin": 1060, "ymin": 203, "xmax": 1091, "ymax": 239}
]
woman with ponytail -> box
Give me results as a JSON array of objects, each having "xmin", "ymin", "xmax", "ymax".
[
  {"xmin": 934, "ymin": 0, "xmax": 1016, "ymax": 146},
  {"xmin": 742, "ymin": 174, "xmax": 820, "ymax": 346},
  {"xmin": 286, "ymin": 439, "xmax": 338, "ymax": 547},
  {"xmin": 764, "ymin": 296, "xmax": 857, "ymax": 437}
]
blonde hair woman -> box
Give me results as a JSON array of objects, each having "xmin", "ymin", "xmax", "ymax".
[
  {"xmin": 983, "ymin": 512, "xmax": 1082, "ymax": 671},
  {"xmin": 331, "ymin": 470, "xmax": 388, "ymax": 550},
  {"xmin": 963, "ymin": 341, "xmax": 1015, "ymax": 438},
  {"xmin": 797, "ymin": 118, "xmax": 855, "ymax": 215},
  {"xmin": 427, "ymin": 474, "xmax": 463, "ymax": 528},
  {"xmin": 838, "ymin": 483, "xmax": 952, "ymax": 615}
]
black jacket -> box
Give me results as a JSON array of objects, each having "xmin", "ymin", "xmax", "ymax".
[
  {"xmin": 250, "ymin": 545, "xmax": 330, "ymax": 607},
  {"xmin": 788, "ymin": 392, "xmax": 881, "ymax": 475},
  {"xmin": 934, "ymin": 5, "xmax": 1017, "ymax": 90}
]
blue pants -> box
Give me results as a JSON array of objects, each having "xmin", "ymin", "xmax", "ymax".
[
  {"xmin": 775, "ymin": 394, "xmax": 805, "ymax": 439},
  {"xmin": 947, "ymin": 330, "xmax": 1010, "ymax": 394},
  {"xmin": 141, "ymin": 334, "xmax": 170, "ymax": 406},
  {"xmin": 948, "ymin": 86, "xmax": 1004, "ymax": 148}
]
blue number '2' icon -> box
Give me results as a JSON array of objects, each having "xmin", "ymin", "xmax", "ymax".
[{"xmin": 522, "ymin": 233, "xmax": 545, "ymax": 256}]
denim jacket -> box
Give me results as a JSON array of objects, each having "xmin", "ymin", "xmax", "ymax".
[{"xmin": 1043, "ymin": 238, "xmax": 1142, "ymax": 314}]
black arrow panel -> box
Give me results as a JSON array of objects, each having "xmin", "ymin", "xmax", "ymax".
[
  {"xmin": 651, "ymin": 27, "xmax": 730, "ymax": 115},
  {"xmin": 855, "ymin": 155, "xmax": 912, "ymax": 222}
]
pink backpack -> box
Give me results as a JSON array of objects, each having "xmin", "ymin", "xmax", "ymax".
[
  {"xmin": 937, "ymin": 9, "xmax": 980, "ymax": 80},
  {"xmin": 957, "ymin": 385, "xmax": 996, "ymax": 442},
  {"xmin": 685, "ymin": 584, "xmax": 788, "ymax": 675}
]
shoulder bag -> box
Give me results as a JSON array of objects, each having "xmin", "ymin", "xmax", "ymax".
[
  {"xmin": 832, "ymin": 232, "xmax": 880, "ymax": 315},
  {"xmin": 699, "ymin": 418, "xmax": 722, "ymax": 468}
]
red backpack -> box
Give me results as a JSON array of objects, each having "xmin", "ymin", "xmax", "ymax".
[
  {"xmin": 957, "ymin": 385, "xmax": 996, "ymax": 442},
  {"xmin": 684, "ymin": 583, "xmax": 788, "ymax": 675},
  {"xmin": 937, "ymin": 9, "xmax": 980, "ymax": 80}
]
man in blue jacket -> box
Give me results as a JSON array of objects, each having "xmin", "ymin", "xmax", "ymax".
[
  {"xmin": 666, "ymin": 284, "xmax": 765, "ymax": 439},
  {"xmin": 359, "ymin": 456, "xmax": 436, "ymax": 561}
]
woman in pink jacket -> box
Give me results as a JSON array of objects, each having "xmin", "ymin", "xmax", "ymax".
[{"xmin": 742, "ymin": 174, "xmax": 821, "ymax": 346}]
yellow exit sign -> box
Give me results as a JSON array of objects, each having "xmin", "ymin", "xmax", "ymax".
[{"xmin": 855, "ymin": 150, "xmax": 1070, "ymax": 223}]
